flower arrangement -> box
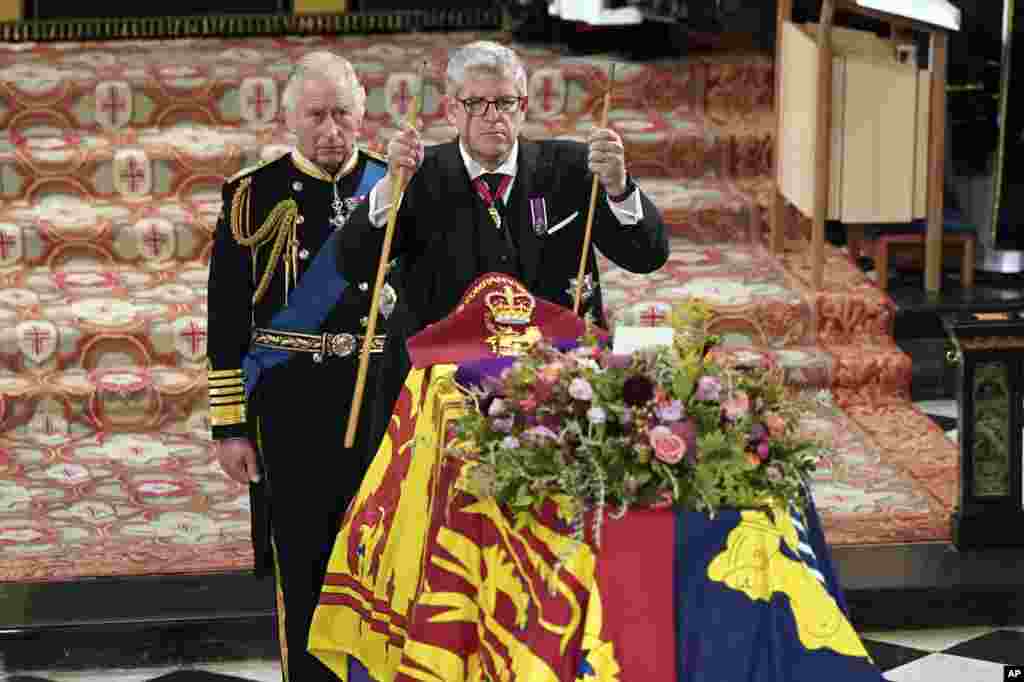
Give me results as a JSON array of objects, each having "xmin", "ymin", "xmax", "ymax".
[{"xmin": 449, "ymin": 299, "xmax": 830, "ymax": 545}]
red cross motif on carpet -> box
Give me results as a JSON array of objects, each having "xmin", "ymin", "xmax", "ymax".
[
  {"xmin": 95, "ymin": 81, "xmax": 132, "ymax": 129},
  {"xmin": 114, "ymin": 150, "xmax": 151, "ymax": 196},
  {"xmin": 136, "ymin": 218, "xmax": 174, "ymax": 262},
  {"xmin": 529, "ymin": 69, "xmax": 566, "ymax": 118},
  {"xmin": 0, "ymin": 226, "xmax": 21, "ymax": 266},
  {"xmin": 241, "ymin": 77, "xmax": 277, "ymax": 124},
  {"xmin": 16, "ymin": 321, "xmax": 58, "ymax": 364},
  {"xmin": 174, "ymin": 317, "xmax": 207, "ymax": 360},
  {"xmin": 386, "ymin": 73, "xmax": 419, "ymax": 124},
  {"xmin": 639, "ymin": 305, "xmax": 667, "ymax": 326}
]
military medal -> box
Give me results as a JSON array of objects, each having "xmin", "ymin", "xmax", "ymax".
[
  {"xmin": 330, "ymin": 187, "xmax": 347, "ymax": 230},
  {"xmin": 529, "ymin": 196, "xmax": 548, "ymax": 236},
  {"xmin": 330, "ymin": 184, "xmax": 365, "ymax": 231},
  {"xmin": 474, "ymin": 174, "xmax": 511, "ymax": 231}
]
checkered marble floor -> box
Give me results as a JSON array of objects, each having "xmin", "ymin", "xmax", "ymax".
[
  {"xmin": 863, "ymin": 626, "xmax": 1024, "ymax": 680},
  {"xmin": 1, "ymin": 398, "xmax": 983, "ymax": 682},
  {"xmin": 4, "ymin": 625, "xmax": 1024, "ymax": 681}
]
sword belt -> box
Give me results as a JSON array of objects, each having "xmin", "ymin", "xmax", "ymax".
[{"xmin": 252, "ymin": 328, "xmax": 386, "ymax": 364}]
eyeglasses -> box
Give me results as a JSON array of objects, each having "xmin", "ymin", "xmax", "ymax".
[{"xmin": 456, "ymin": 96, "xmax": 524, "ymax": 116}]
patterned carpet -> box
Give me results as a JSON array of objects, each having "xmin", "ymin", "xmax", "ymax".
[{"xmin": 0, "ymin": 31, "xmax": 958, "ymax": 582}]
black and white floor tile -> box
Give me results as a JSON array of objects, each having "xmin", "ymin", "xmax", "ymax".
[
  {"xmin": 915, "ymin": 398, "xmax": 958, "ymax": 437},
  {"xmin": 863, "ymin": 626, "xmax": 1024, "ymax": 680},
  {"xmin": 6, "ymin": 624, "xmax": 1024, "ymax": 681}
]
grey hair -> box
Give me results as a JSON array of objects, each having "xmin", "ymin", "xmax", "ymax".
[
  {"xmin": 445, "ymin": 40, "xmax": 528, "ymax": 97},
  {"xmin": 282, "ymin": 51, "xmax": 366, "ymax": 118}
]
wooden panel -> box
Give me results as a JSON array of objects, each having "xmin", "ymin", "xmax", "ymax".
[
  {"xmin": 829, "ymin": 56, "xmax": 846, "ymax": 221},
  {"xmin": 914, "ymin": 69, "xmax": 931, "ymax": 218},
  {"xmin": 839, "ymin": 58, "xmax": 917, "ymax": 223},
  {"xmin": 769, "ymin": 0, "xmax": 793, "ymax": 254},
  {"xmin": 804, "ymin": 22, "xmax": 896, "ymax": 62},
  {"xmin": 778, "ymin": 21, "xmax": 818, "ymax": 218},
  {"xmin": 0, "ymin": 0, "xmax": 22, "ymax": 21},
  {"xmin": 925, "ymin": 30, "xmax": 948, "ymax": 293}
]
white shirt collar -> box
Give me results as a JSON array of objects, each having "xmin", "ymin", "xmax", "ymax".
[{"xmin": 458, "ymin": 138, "xmax": 519, "ymax": 182}]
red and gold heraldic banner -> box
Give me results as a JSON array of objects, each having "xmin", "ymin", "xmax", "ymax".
[{"xmin": 308, "ymin": 273, "xmax": 880, "ymax": 682}]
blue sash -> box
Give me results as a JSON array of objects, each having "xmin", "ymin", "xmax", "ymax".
[{"xmin": 243, "ymin": 159, "xmax": 387, "ymax": 397}]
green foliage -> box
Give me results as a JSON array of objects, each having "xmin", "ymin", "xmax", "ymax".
[{"xmin": 448, "ymin": 299, "xmax": 829, "ymax": 546}]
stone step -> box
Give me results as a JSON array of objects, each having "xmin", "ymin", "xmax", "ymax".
[
  {"xmin": 0, "ymin": 34, "xmax": 772, "ymax": 136},
  {"xmin": 0, "ymin": 107, "xmax": 771, "ymax": 203}
]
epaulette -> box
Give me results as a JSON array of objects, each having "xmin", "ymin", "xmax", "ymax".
[
  {"xmin": 362, "ymin": 148, "xmax": 387, "ymax": 166},
  {"xmin": 227, "ymin": 159, "xmax": 270, "ymax": 184}
]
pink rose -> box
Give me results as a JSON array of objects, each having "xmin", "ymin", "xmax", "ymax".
[
  {"xmin": 649, "ymin": 425, "xmax": 687, "ymax": 464},
  {"xmin": 763, "ymin": 413, "xmax": 786, "ymax": 438},
  {"xmin": 722, "ymin": 391, "xmax": 751, "ymax": 420},
  {"xmin": 520, "ymin": 397, "xmax": 537, "ymax": 412},
  {"xmin": 569, "ymin": 377, "xmax": 594, "ymax": 401},
  {"xmin": 694, "ymin": 375, "xmax": 722, "ymax": 402},
  {"xmin": 670, "ymin": 419, "xmax": 699, "ymax": 462}
]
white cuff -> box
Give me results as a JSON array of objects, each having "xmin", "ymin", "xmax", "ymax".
[
  {"xmin": 368, "ymin": 183, "xmax": 400, "ymax": 228},
  {"xmin": 606, "ymin": 187, "xmax": 643, "ymax": 226}
]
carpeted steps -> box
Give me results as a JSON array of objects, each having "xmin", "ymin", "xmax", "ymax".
[
  {"xmin": 0, "ymin": 31, "xmax": 960, "ymax": 582},
  {"xmin": 0, "ymin": 195, "xmax": 218, "ymax": 267},
  {"xmin": 0, "ymin": 365, "xmax": 207, "ymax": 434},
  {"xmin": 0, "ymin": 262, "xmax": 207, "ymax": 372}
]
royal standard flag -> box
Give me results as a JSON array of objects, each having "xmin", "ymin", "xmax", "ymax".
[{"xmin": 309, "ymin": 273, "xmax": 886, "ymax": 681}]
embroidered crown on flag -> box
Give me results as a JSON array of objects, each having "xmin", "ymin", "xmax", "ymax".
[{"xmin": 406, "ymin": 272, "xmax": 591, "ymax": 368}]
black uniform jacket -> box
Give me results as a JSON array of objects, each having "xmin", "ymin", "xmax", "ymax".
[
  {"xmin": 337, "ymin": 138, "xmax": 669, "ymax": 335},
  {"xmin": 206, "ymin": 149, "xmax": 403, "ymax": 574}
]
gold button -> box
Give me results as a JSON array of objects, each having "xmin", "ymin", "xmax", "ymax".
[{"xmin": 296, "ymin": 215, "xmax": 304, "ymax": 224}]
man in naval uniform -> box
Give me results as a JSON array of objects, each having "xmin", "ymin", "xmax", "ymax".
[{"xmin": 206, "ymin": 51, "xmax": 403, "ymax": 682}]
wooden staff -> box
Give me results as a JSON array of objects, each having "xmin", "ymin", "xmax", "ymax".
[
  {"xmin": 573, "ymin": 63, "xmax": 617, "ymax": 315},
  {"xmin": 344, "ymin": 62, "xmax": 427, "ymax": 448}
]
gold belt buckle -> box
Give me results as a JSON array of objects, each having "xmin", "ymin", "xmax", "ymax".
[
  {"xmin": 313, "ymin": 333, "xmax": 384, "ymax": 363},
  {"xmin": 323, "ymin": 332, "xmax": 356, "ymax": 361}
]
